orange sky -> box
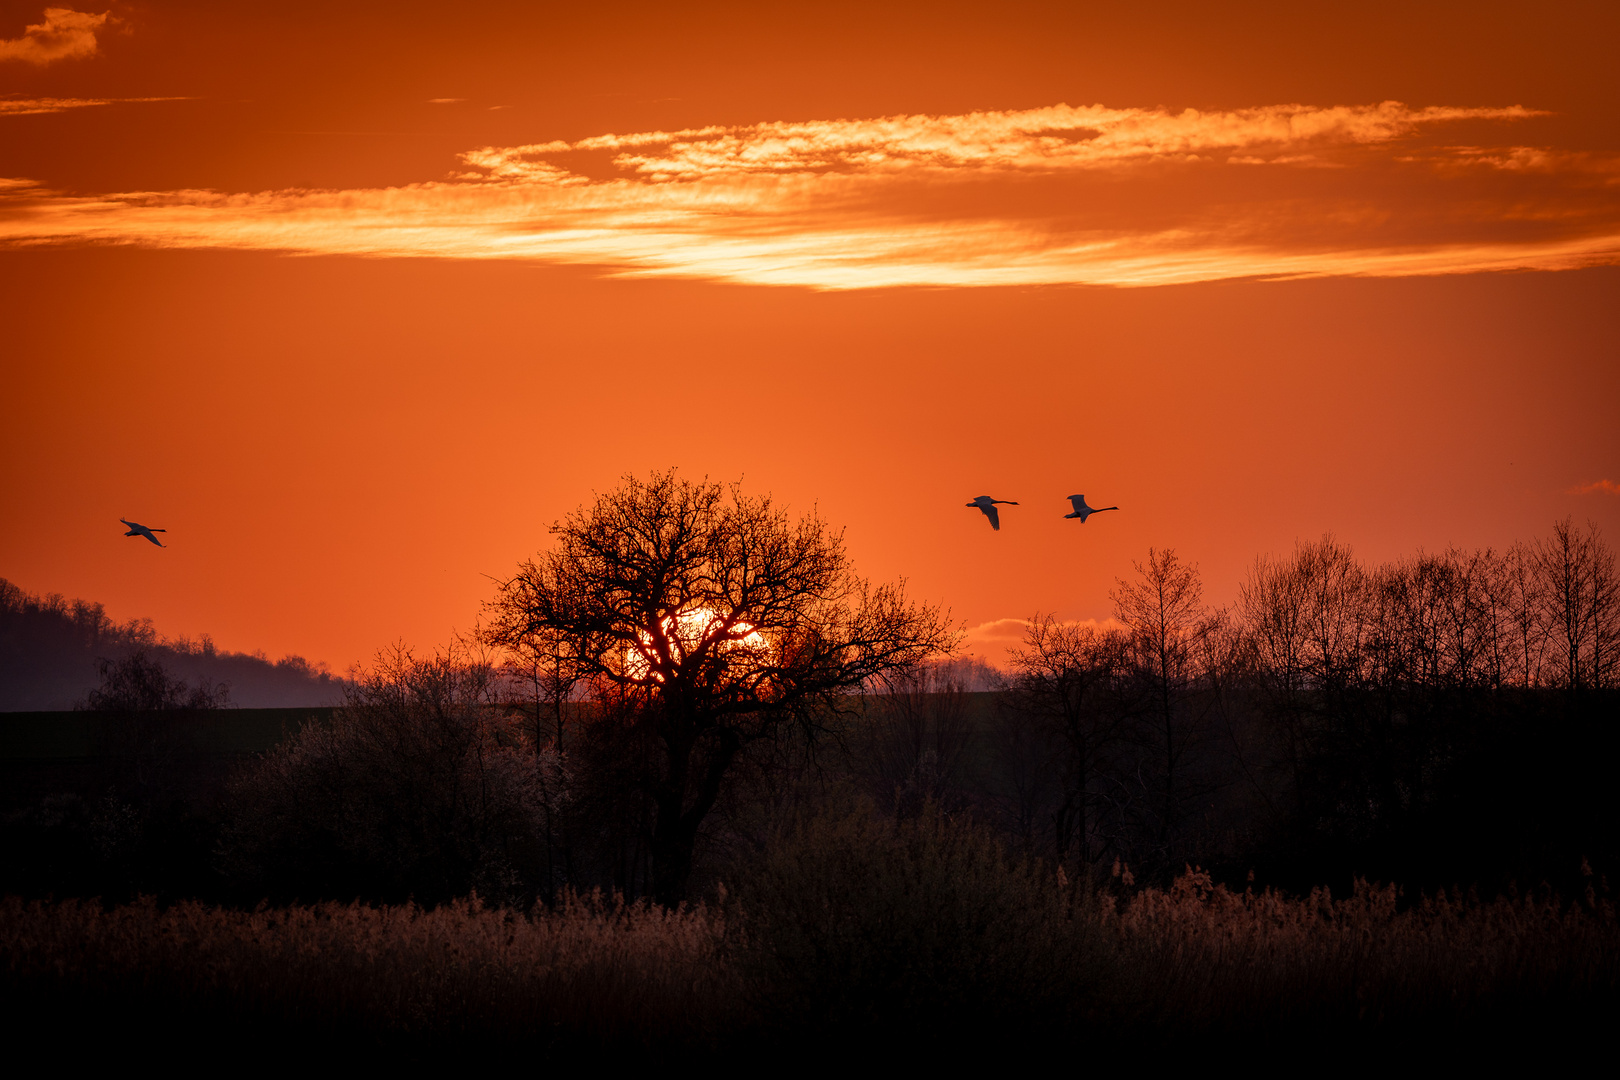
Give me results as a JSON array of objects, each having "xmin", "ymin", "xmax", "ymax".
[{"xmin": 2, "ymin": 2, "xmax": 1617, "ymax": 669}]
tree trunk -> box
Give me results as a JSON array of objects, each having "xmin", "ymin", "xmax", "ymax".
[{"xmin": 649, "ymin": 719, "xmax": 741, "ymax": 906}]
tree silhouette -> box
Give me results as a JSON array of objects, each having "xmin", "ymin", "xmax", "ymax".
[
  {"xmin": 1005, "ymin": 615, "xmax": 1129, "ymax": 869},
  {"xmin": 1111, "ymin": 548, "xmax": 1221, "ymax": 868},
  {"xmin": 485, "ymin": 470, "xmax": 954, "ymax": 903},
  {"xmin": 1535, "ymin": 518, "xmax": 1620, "ymax": 693},
  {"xmin": 82, "ymin": 649, "xmax": 229, "ymax": 793},
  {"xmin": 224, "ymin": 645, "xmax": 552, "ymax": 905},
  {"xmin": 864, "ymin": 661, "xmax": 977, "ymax": 816}
]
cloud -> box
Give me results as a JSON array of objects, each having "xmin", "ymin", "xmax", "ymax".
[
  {"xmin": 1570, "ymin": 480, "xmax": 1620, "ymax": 496},
  {"xmin": 962, "ymin": 617, "xmax": 1035, "ymax": 644},
  {"xmin": 961, "ymin": 615, "xmax": 1124, "ymax": 664},
  {"xmin": 963, "ymin": 615, "xmax": 1123, "ymax": 642},
  {"xmin": 959, "ymin": 618, "xmax": 1031, "ymax": 666},
  {"xmin": 1, "ymin": 95, "xmax": 112, "ymax": 116},
  {"xmin": 3, "ymin": 101, "xmax": 1617, "ymax": 289},
  {"xmin": 551, "ymin": 102, "xmax": 1538, "ymax": 179},
  {"xmin": 427, "ymin": 98, "xmax": 466, "ymax": 104},
  {"xmin": 1, "ymin": 95, "xmax": 185, "ymax": 117},
  {"xmin": 0, "ymin": 8, "xmax": 108, "ymax": 65}
]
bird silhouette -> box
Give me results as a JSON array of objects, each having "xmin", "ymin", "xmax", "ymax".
[
  {"xmin": 1064, "ymin": 495, "xmax": 1118, "ymax": 524},
  {"xmin": 967, "ymin": 495, "xmax": 1018, "ymax": 531},
  {"xmin": 121, "ymin": 519, "xmax": 167, "ymax": 547}
]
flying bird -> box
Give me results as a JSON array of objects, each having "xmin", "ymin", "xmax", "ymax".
[
  {"xmin": 121, "ymin": 518, "xmax": 167, "ymax": 547},
  {"xmin": 1065, "ymin": 495, "xmax": 1118, "ymax": 524},
  {"xmin": 967, "ymin": 495, "xmax": 1018, "ymax": 531}
]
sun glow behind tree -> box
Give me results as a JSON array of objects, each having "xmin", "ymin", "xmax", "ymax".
[
  {"xmin": 485, "ymin": 469, "xmax": 953, "ymax": 901},
  {"xmin": 621, "ymin": 607, "xmax": 768, "ymax": 684}
]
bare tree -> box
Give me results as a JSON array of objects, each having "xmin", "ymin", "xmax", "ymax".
[
  {"xmin": 864, "ymin": 662, "xmax": 978, "ymax": 815},
  {"xmin": 1240, "ymin": 544, "xmax": 1316, "ymax": 798},
  {"xmin": 1004, "ymin": 615, "xmax": 1129, "ymax": 868},
  {"xmin": 225, "ymin": 644, "xmax": 554, "ymax": 905},
  {"xmin": 81, "ymin": 650, "xmax": 230, "ymax": 792},
  {"xmin": 1111, "ymin": 548, "xmax": 1221, "ymax": 866},
  {"xmin": 1293, "ymin": 536, "xmax": 1371, "ymax": 693},
  {"xmin": 484, "ymin": 470, "xmax": 954, "ymax": 904},
  {"xmin": 84, "ymin": 649, "xmax": 228, "ymax": 715},
  {"xmin": 1534, "ymin": 518, "xmax": 1619, "ymax": 693},
  {"xmin": 501, "ymin": 627, "xmax": 587, "ymax": 755},
  {"xmin": 1499, "ymin": 542, "xmax": 1551, "ymax": 688}
]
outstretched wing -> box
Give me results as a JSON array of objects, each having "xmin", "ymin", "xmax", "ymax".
[
  {"xmin": 142, "ymin": 529, "xmax": 165, "ymax": 547},
  {"xmin": 985, "ymin": 505, "xmax": 1001, "ymax": 530}
]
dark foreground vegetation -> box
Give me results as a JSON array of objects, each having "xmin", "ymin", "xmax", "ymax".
[
  {"xmin": 3, "ymin": 810, "xmax": 1615, "ymax": 1058},
  {"xmin": 3, "ymin": 473, "xmax": 1617, "ymax": 1051}
]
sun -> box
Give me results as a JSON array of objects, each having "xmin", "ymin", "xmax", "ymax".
[{"xmin": 624, "ymin": 608, "xmax": 768, "ymax": 681}]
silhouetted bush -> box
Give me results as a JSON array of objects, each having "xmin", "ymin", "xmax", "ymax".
[
  {"xmin": 732, "ymin": 803, "xmax": 1112, "ymax": 1038},
  {"xmin": 223, "ymin": 646, "xmax": 557, "ymax": 905}
]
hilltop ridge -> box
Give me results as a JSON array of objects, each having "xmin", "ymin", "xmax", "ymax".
[{"xmin": 0, "ymin": 578, "xmax": 344, "ymax": 711}]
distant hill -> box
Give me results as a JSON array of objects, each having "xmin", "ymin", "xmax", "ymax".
[{"xmin": 0, "ymin": 578, "xmax": 346, "ymax": 711}]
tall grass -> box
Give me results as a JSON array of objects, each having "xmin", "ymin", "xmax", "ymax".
[
  {"xmin": 1105, "ymin": 866, "xmax": 1619, "ymax": 1041},
  {"xmin": 0, "ymin": 891, "xmax": 737, "ymax": 1053},
  {"xmin": 4, "ymin": 816, "xmax": 1616, "ymax": 1052}
]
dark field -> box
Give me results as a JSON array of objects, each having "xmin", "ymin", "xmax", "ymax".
[{"xmin": 0, "ymin": 706, "xmax": 331, "ymax": 760}]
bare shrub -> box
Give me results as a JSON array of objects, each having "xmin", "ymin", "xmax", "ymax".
[
  {"xmin": 224, "ymin": 645, "xmax": 557, "ymax": 905},
  {"xmin": 80, "ymin": 650, "xmax": 230, "ymax": 795},
  {"xmin": 862, "ymin": 663, "xmax": 978, "ymax": 813},
  {"xmin": 731, "ymin": 803, "xmax": 1112, "ymax": 1038}
]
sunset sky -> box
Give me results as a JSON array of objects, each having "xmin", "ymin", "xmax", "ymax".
[{"xmin": 3, "ymin": 1, "xmax": 1617, "ymax": 670}]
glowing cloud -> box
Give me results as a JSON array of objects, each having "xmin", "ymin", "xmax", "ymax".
[
  {"xmin": 543, "ymin": 102, "xmax": 1541, "ymax": 178},
  {"xmin": 3, "ymin": 101, "xmax": 1617, "ymax": 289},
  {"xmin": 0, "ymin": 8, "xmax": 108, "ymax": 65},
  {"xmin": 961, "ymin": 615, "xmax": 1125, "ymax": 664},
  {"xmin": 1, "ymin": 95, "xmax": 113, "ymax": 116},
  {"xmin": 1, "ymin": 95, "xmax": 186, "ymax": 117},
  {"xmin": 1570, "ymin": 480, "xmax": 1620, "ymax": 496}
]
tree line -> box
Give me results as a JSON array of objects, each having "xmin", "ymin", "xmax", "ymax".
[
  {"xmin": 7, "ymin": 473, "xmax": 1615, "ymax": 908},
  {"xmin": 223, "ymin": 475, "xmax": 1618, "ymax": 907},
  {"xmin": 995, "ymin": 521, "xmax": 1618, "ymax": 892}
]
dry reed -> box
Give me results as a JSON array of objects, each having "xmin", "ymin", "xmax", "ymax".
[
  {"xmin": 0, "ymin": 891, "xmax": 738, "ymax": 1050},
  {"xmin": 3, "ymin": 865, "xmax": 1615, "ymax": 1050},
  {"xmin": 1103, "ymin": 866, "xmax": 1620, "ymax": 1038}
]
